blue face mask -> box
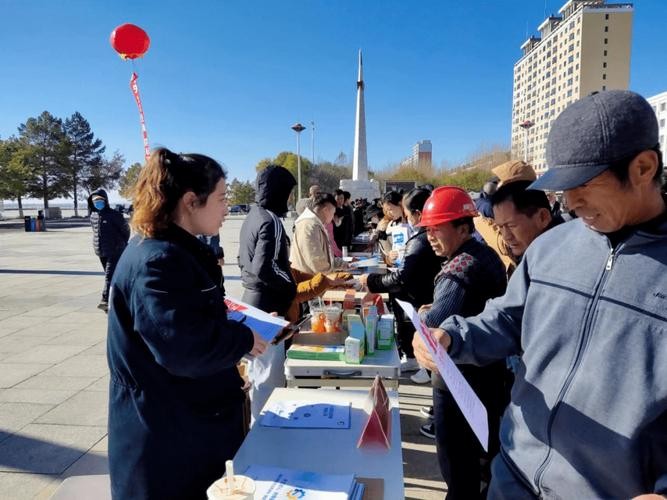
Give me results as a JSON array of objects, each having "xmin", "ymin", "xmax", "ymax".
[{"xmin": 93, "ymin": 200, "xmax": 106, "ymax": 210}]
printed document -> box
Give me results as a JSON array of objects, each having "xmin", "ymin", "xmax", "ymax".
[
  {"xmin": 261, "ymin": 401, "xmax": 351, "ymax": 429},
  {"xmin": 225, "ymin": 297, "xmax": 290, "ymax": 343},
  {"xmin": 395, "ymin": 299, "xmax": 489, "ymax": 451}
]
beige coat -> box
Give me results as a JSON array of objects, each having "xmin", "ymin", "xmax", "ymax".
[{"xmin": 290, "ymin": 208, "xmax": 341, "ymax": 275}]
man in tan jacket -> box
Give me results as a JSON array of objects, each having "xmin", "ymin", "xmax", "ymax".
[{"xmin": 290, "ymin": 193, "xmax": 346, "ymax": 275}]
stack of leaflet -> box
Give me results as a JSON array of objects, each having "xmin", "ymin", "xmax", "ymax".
[
  {"xmin": 286, "ymin": 344, "xmax": 345, "ymax": 361},
  {"xmin": 243, "ymin": 464, "xmax": 365, "ymax": 499}
]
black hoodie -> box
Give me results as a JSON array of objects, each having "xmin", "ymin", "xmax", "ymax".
[
  {"xmin": 87, "ymin": 188, "xmax": 130, "ymax": 258},
  {"xmin": 237, "ymin": 166, "xmax": 297, "ymax": 314}
]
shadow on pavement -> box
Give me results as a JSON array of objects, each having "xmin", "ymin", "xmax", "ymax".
[
  {"xmin": 0, "ymin": 269, "xmax": 104, "ymax": 276},
  {"xmin": 0, "ymin": 430, "xmax": 107, "ymax": 475}
]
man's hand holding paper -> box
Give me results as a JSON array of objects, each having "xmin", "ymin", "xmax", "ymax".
[
  {"xmin": 396, "ymin": 299, "xmax": 489, "ymax": 451},
  {"xmin": 413, "ymin": 328, "xmax": 451, "ymax": 373}
]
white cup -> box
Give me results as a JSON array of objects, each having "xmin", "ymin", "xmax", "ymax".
[
  {"xmin": 207, "ymin": 475, "xmax": 256, "ymax": 500},
  {"xmin": 342, "ymin": 246, "xmax": 349, "ymax": 258}
]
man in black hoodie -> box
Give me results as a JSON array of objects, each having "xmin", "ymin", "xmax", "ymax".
[
  {"xmin": 87, "ymin": 189, "xmax": 130, "ymax": 312},
  {"xmin": 238, "ymin": 165, "xmax": 297, "ymax": 421}
]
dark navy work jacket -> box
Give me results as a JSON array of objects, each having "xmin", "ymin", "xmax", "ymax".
[{"xmin": 107, "ymin": 224, "xmax": 253, "ymax": 500}]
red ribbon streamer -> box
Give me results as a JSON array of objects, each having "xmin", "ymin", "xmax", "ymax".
[{"xmin": 129, "ymin": 72, "xmax": 150, "ymax": 160}]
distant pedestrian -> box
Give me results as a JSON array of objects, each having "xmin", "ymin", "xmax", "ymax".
[
  {"xmin": 333, "ymin": 189, "xmax": 354, "ymax": 249},
  {"xmin": 295, "ymin": 184, "xmax": 321, "ymax": 216},
  {"xmin": 475, "ymin": 179, "xmax": 498, "ymax": 218},
  {"xmin": 87, "ymin": 189, "xmax": 130, "ymax": 312},
  {"xmin": 547, "ymin": 191, "xmax": 562, "ymax": 217}
]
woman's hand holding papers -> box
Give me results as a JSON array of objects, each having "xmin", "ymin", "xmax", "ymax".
[
  {"xmin": 412, "ymin": 328, "xmax": 452, "ymax": 373},
  {"xmin": 250, "ymin": 330, "xmax": 268, "ymax": 357}
]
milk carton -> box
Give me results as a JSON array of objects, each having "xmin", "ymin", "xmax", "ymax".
[
  {"xmin": 346, "ymin": 314, "xmax": 366, "ymax": 359},
  {"xmin": 344, "ymin": 336, "xmax": 363, "ymax": 364},
  {"xmin": 377, "ymin": 314, "xmax": 395, "ymax": 349}
]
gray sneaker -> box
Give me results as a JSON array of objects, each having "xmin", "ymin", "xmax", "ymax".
[{"xmin": 410, "ymin": 368, "xmax": 431, "ymax": 384}]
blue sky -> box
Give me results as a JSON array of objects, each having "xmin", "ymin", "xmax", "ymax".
[{"xmin": 1, "ymin": 0, "xmax": 666, "ymax": 200}]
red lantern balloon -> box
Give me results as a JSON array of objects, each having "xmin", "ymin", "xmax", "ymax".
[{"xmin": 110, "ymin": 24, "xmax": 150, "ymax": 60}]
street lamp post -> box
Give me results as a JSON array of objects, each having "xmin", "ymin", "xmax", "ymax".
[
  {"xmin": 310, "ymin": 120, "xmax": 315, "ymax": 167},
  {"xmin": 292, "ymin": 122, "xmax": 306, "ymax": 200},
  {"xmin": 519, "ymin": 119, "xmax": 535, "ymax": 162}
]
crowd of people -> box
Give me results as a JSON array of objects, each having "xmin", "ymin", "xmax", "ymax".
[{"xmin": 91, "ymin": 89, "xmax": 665, "ymax": 499}]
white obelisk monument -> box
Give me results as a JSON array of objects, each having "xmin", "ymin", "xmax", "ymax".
[{"xmin": 340, "ymin": 50, "xmax": 381, "ymax": 200}]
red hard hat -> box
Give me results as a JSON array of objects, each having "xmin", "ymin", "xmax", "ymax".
[{"xmin": 417, "ymin": 186, "xmax": 478, "ymax": 227}]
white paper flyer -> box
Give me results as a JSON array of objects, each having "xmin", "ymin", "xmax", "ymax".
[{"xmin": 395, "ymin": 298, "xmax": 489, "ymax": 451}]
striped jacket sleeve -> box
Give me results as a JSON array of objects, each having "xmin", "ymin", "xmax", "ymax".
[{"xmin": 252, "ymin": 213, "xmax": 293, "ymax": 290}]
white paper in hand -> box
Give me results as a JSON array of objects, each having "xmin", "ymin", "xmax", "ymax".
[{"xmin": 395, "ymin": 299, "xmax": 489, "ymax": 451}]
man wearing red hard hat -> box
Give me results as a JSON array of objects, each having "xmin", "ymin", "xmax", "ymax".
[{"xmin": 416, "ymin": 186, "xmax": 508, "ymax": 499}]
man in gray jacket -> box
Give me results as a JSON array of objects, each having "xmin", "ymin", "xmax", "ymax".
[{"xmin": 414, "ymin": 90, "xmax": 667, "ymax": 498}]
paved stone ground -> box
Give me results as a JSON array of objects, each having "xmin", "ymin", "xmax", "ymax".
[{"xmin": 0, "ymin": 216, "xmax": 446, "ymax": 499}]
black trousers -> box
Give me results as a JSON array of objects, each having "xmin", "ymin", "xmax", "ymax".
[
  {"xmin": 432, "ymin": 363, "xmax": 507, "ymax": 500},
  {"xmin": 391, "ymin": 298, "xmax": 415, "ymax": 358},
  {"xmin": 99, "ymin": 255, "xmax": 120, "ymax": 302}
]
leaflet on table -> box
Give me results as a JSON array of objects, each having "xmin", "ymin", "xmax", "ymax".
[
  {"xmin": 224, "ymin": 297, "xmax": 290, "ymax": 343},
  {"xmin": 350, "ymin": 256, "xmax": 379, "ymax": 268},
  {"xmin": 260, "ymin": 400, "xmax": 351, "ymax": 429},
  {"xmin": 395, "ymin": 298, "xmax": 489, "ymax": 451},
  {"xmin": 243, "ymin": 464, "xmax": 362, "ymax": 499}
]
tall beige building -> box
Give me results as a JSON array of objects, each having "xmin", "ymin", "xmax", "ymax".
[
  {"xmin": 511, "ymin": 0, "xmax": 633, "ymax": 175},
  {"xmin": 647, "ymin": 91, "xmax": 667, "ymax": 154}
]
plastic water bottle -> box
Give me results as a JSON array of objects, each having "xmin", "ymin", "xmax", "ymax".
[{"xmin": 365, "ymin": 305, "xmax": 378, "ymax": 354}]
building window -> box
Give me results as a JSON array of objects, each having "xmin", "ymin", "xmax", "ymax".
[
  {"xmin": 661, "ymin": 103, "xmax": 666, "ymax": 111},
  {"xmin": 602, "ymin": 74, "xmax": 606, "ymax": 80},
  {"xmin": 605, "ymin": 14, "xmax": 609, "ymax": 20},
  {"xmin": 604, "ymin": 50, "xmax": 608, "ymax": 56},
  {"xmin": 603, "ymin": 62, "xmax": 607, "ymax": 68},
  {"xmin": 660, "ymin": 119, "xmax": 665, "ymax": 128},
  {"xmin": 602, "ymin": 85, "xmax": 606, "ymax": 91},
  {"xmin": 604, "ymin": 38, "xmax": 608, "ymax": 44},
  {"xmin": 605, "ymin": 26, "xmax": 608, "ymax": 32}
]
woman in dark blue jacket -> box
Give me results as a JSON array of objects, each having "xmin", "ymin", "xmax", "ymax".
[{"xmin": 107, "ymin": 148, "xmax": 267, "ymax": 499}]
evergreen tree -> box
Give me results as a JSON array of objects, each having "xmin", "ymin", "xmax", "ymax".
[
  {"xmin": 227, "ymin": 178, "xmax": 256, "ymax": 205},
  {"xmin": 17, "ymin": 111, "xmax": 70, "ymax": 210},
  {"xmin": 118, "ymin": 162, "xmax": 143, "ymax": 200},
  {"xmin": 0, "ymin": 137, "xmax": 34, "ymax": 217},
  {"xmin": 63, "ymin": 112, "xmax": 106, "ymax": 216},
  {"xmin": 82, "ymin": 150, "xmax": 125, "ymax": 198}
]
